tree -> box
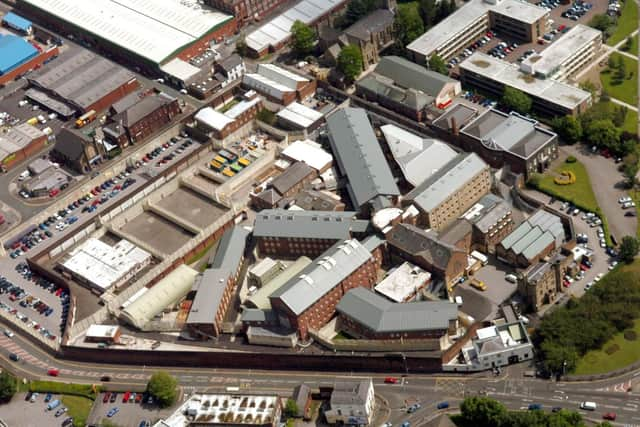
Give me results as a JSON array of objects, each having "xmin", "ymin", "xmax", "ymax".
[
  {"xmin": 337, "ymin": 44, "xmax": 363, "ymax": 82},
  {"xmin": 585, "ymin": 119, "xmax": 622, "ymax": 150},
  {"xmin": 147, "ymin": 371, "xmax": 178, "ymax": 408},
  {"xmin": 589, "ymin": 14, "xmax": 615, "ymax": 36},
  {"xmin": 579, "ymin": 80, "xmax": 597, "ymax": 98},
  {"xmin": 428, "ymin": 54, "xmax": 448, "ymax": 75},
  {"xmin": 502, "ymin": 87, "xmax": 532, "ymax": 114},
  {"xmin": 459, "ymin": 396, "xmax": 507, "ymax": 427},
  {"xmin": 420, "ymin": 0, "xmax": 438, "ymax": 27},
  {"xmin": 395, "ymin": 5, "xmax": 425, "ymax": 45},
  {"xmin": 614, "ymin": 55, "xmax": 627, "ymax": 82},
  {"xmin": 284, "ymin": 398, "xmax": 299, "ymax": 418},
  {"xmin": 344, "ymin": 0, "xmax": 378, "ymax": 27},
  {"xmin": 551, "ymin": 116, "xmax": 582, "ymax": 144},
  {"xmin": 0, "ymin": 371, "xmax": 17, "ymax": 402},
  {"xmin": 540, "ymin": 341, "xmax": 578, "ymax": 377},
  {"xmin": 619, "ymin": 236, "xmax": 640, "ymax": 263},
  {"xmin": 624, "ymin": 36, "xmax": 634, "ymax": 52},
  {"xmin": 290, "ymin": 20, "xmax": 316, "ymax": 57}
]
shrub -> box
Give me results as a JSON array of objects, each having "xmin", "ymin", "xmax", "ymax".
[
  {"xmin": 554, "ymin": 171, "xmax": 577, "ymax": 185},
  {"xmin": 566, "ymin": 156, "xmax": 577, "ymax": 163},
  {"xmin": 605, "ymin": 344, "xmax": 620, "ymax": 355},
  {"xmin": 624, "ymin": 330, "xmax": 638, "ymax": 341},
  {"xmin": 28, "ymin": 381, "xmax": 100, "ymax": 399}
]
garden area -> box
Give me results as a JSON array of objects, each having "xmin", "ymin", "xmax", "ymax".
[
  {"xmin": 600, "ymin": 52, "xmax": 638, "ymax": 106},
  {"xmin": 607, "ymin": 0, "xmax": 638, "ymax": 46},
  {"xmin": 529, "ymin": 161, "xmax": 599, "ymax": 213},
  {"xmin": 574, "ymin": 318, "xmax": 640, "ymax": 375}
]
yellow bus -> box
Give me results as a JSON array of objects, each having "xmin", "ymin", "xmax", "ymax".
[
  {"xmin": 209, "ymin": 160, "xmax": 224, "ymax": 171},
  {"xmin": 238, "ymin": 157, "xmax": 250, "ymax": 167},
  {"xmin": 222, "ymin": 168, "xmax": 235, "ymax": 177},
  {"xmin": 214, "ymin": 155, "xmax": 227, "ymax": 164}
]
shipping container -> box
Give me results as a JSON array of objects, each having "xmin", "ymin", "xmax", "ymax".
[
  {"xmin": 222, "ymin": 168, "xmax": 235, "ymax": 177},
  {"xmin": 209, "ymin": 160, "xmax": 224, "ymax": 172},
  {"xmin": 213, "ymin": 155, "xmax": 227, "ymax": 164},
  {"xmin": 238, "ymin": 157, "xmax": 250, "ymax": 167},
  {"xmin": 219, "ymin": 149, "xmax": 238, "ymax": 163},
  {"xmin": 230, "ymin": 163, "xmax": 243, "ymax": 173}
]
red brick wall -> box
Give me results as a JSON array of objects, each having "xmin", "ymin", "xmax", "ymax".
[
  {"xmin": 296, "ymin": 80, "xmax": 317, "ymax": 102},
  {"xmin": 85, "ymin": 78, "xmax": 140, "ymax": 114},
  {"xmin": 176, "ymin": 19, "xmax": 238, "ymax": 62},
  {"xmin": 127, "ymin": 98, "xmax": 180, "ymax": 143}
]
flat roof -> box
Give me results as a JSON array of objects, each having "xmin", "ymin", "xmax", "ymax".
[
  {"xmin": 86, "ymin": 324, "xmax": 120, "ymax": 338},
  {"xmin": 21, "ymin": 0, "xmax": 233, "ymax": 64},
  {"xmin": 2, "ymin": 12, "xmax": 32, "ymax": 31},
  {"xmin": 281, "ymin": 139, "xmax": 332, "ymax": 172},
  {"xmin": 195, "ymin": 106, "xmax": 235, "ymax": 131},
  {"xmin": 246, "ymin": 0, "xmax": 346, "ymax": 53},
  {"xmin": 160, "ymin": 58, "xmax": 203, "ymax": 82},
  {"xmin": 521, "ymin": 24, "xmax": 602, "ymax": 77},
  {"xmin": 253, "ymin": 209, "xmax": 366, "ymax": 240},
  {"xmin": 374, "ymin": 262, "xmax": 432, "ymax": 303},
  {"xmin": 459, "ymin": 52, "xmax": 591, "ymax": 110},
  {"xmin": 0, "ymin": 34, "xmax": 38, "ymax": 75},
  {"xmin": 407, "ymin": 0, "xmax": 547, "ymax": 58}
]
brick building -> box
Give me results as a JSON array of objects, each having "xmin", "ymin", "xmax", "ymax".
[
  {"xmin": 0, "ymin": 123, "xmax": 47, "ymax": 171},
  {"xmin": 270, "ymin": 238, "xmax": 383, "ymax": 340},
  {"xmin": 186, "ymin": 226, "xmax": 250, "ymax": 339},
  {"xmin": 205, "ymin": 0, "xmax": 288, "ymax": 25},
  {"xmin": 242, "ymin": 63, "xmax": 316, "ymax": 105},
  {"xmin": 386, "ymin": 223, "xmax": 467, "ymax": 289},
  {"xmin": 460, "ymin": 194, "xmax": 515, "ymax": 254},
  {"xmin": 103, "ymin": 93, "xmax": 180, "ymax": 148},
  {"xmin": 51, "ymin": 128, "xmax": 106, "ymax": 174},
  {"xmin": 253, "ymin": 209, "xmax": 370, "ymax": 259},
  {"xmin": 193, "ymin": 97, "xmax": 263, "ymax": 140},
  {"xmin": 336, "ymin": 287, "xmax": 458, "ymax": 341}
]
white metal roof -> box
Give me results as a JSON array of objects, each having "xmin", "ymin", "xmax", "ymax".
[
  {"xmin": 246, "ymin": 0, "xmax": 346, "ymax": 52},
  {"xmin": 195, "ymin": 107, "xmax": 235, "ymax": 131},
  {"xmin": 21, "ymin": 0, "xmax": 232, "ymax": 64},
  {"xmin": 281, "ymin": 139, "xmax": 332, "ymax": 172},
  {"xmin": 86, "ymin": 324, "xmax": 120, "ymax": 339},
  {"xmin": 277, "ymin": 102, "xmax": 323, "ymax": 128},
  {"xmin": 160, "ymin": 58, "xmax": 203, "ymax": 81}
]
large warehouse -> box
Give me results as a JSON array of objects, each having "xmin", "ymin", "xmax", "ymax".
[
  {"xmin": 17, "ymin": 0, "xmax": 236, "ymax": 73},
  {"xmin": 26, "ymin": 49, "xmax": 139, "ymax": 115},
  {"xmin": 0, "ymin": 34, "xmax": 38, "ymax": 76}
]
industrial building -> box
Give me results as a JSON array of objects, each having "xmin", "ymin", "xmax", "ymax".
[
  {"xmin": 186, "ymin": 226, "xmax": 250, "ymax": 339},
  {"xmin": 458, "ymin": 52, "xmax": 592, "ymax": 117},
  {"xmin": 120, "ymin": 265, "xmax": 200, "ymax": 330},
  {"xmin": 21, "ymin": 167, "xmax": 70, "ymax": 197},
  {"xmin": 242, "ymin": 63, "xmax": 316, "ymax": 105},
  {"xmin": 2, "ymin": 11, "xmax": 33, "ymax": 35},
  {"xmin": 521, "ymin": 24, "xmax": 602, "ymax": 81},
  {"xmin": 27, "ymin": 49, "xmax": 139, "ymax": 115},
  {"xmin": 193, "ymin": 97, "xmax": 263, "ymax": 140},
  {"xmin": 58, "ymin": 238, "xmax": 152, "ymax": 293},
  {"xmin": 0, "ymin": 34, "xmax": 38, "ymax": 76},
  {"xmin": 281, "ymin": 139, "xmax": 333, "ymax": 173},
  {"xmin": 18, "ymin": 0, "xmax": 236, "ymax": 73},
  {"xmin": 245, "ymin": 0, "xmax": 348, "ymax": 57},
  {"xmin": 381, "ymin": 124, "xmax": 458, "ymax": 187},
  {"xmin": 326, "ymin": 108, "xmax": 400, "ymax": 213},
  {"xmin": 0, "ymin": 123, "xmax": 47, "ymax": 171},
  {"xmin": 407, "ymin": 0, "xmax": 549, "ymax": 63},
  {"xmin": 336, "ymin": 287, "xmax": 458, "ymax": 341},
  {"xmin": 276, "ymin": 102, "xmax": 324, "ymax": 131},
  {"xmin": 156, "ymin": 393, "xmax": 281, "ymax": 427},
  {"xmin": 270, "ymin": 238, "xmax": 383, "ymax": 340},
  {"xmin": 402, "ymin": 152, "xmax": 490, "ymax": 231},
  {"xmin": 205, "ymin": 0, "xmax": 289, "ymax": 25},
  {"xmin": 496, "ymin": 209, "xmax": 565, "ymax": 268}
]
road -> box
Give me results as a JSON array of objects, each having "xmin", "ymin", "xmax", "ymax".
[{"xmin": 2, "ymin": 329, "xmax": 640, "ymax": 425}]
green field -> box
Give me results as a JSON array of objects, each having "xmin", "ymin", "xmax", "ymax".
[
  {"xmin": 61, "ymin": 395, "xmax": 94, "ymax": 427},
  {"xmin": 608, "ymin": 0, "xmax": 638, "ymax": 46},
  {"xmin": 600, "ymin": 53, "xmax": 638, "ymax": 106},
  {"xmin": 574, "ymin": 318, "xmax": 640, "ymax": 375}
]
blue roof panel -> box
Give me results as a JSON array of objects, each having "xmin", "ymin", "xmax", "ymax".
[
  {"xmin": 0, "ymin": 35, "xmax": 38, "ymax": 75},
  {"xmin": 2, "ymin": 12, "xmax": 32, "ymax": 32}
]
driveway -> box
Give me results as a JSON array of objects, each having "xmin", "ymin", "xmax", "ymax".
[{"xmin": 562, "ymin": 145, "xmax": 637, "ymax": 240}]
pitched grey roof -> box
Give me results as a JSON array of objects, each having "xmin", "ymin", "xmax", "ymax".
[
  {"xmin": 118, "ymin": 93, "xmax": 175, "ymax": 128},
  {"xmin": 270, "ymin": 161, "xmax": 315, "ymax": 195},
  {"xmin": 208, "ymin": 226, "xmax": 251, "ymax": 269},
  {"xmin": 467, "ymin": 194, "xmax": 512, "ymax": 234},
  {"xmin": 292, "ymin": 189, "xmax": 345, "ymax": 211},
  {"xmin": 110, "ymin": 91, "xmax": 143, "ymax": 114},
  {"xmin": 374, "ymin": 56, "xmax": 457, "ymax": 97},
  {"xmin": 404, "ymin": 152, "xmax": 488, "ymax": 213},
  {"xmin": 326, "ymin": 108, "xmax": 399, "ymax": 209},
  {"xmin": 246, "ymin": 256, "xmax": 312, "ymax": 310},
  {"xmin": 357, "ymin": 75, "xmax": 434, "ymax": 112},
  {"xmin": 52, "ymin": 128, "xmax": 89, "ymax": 161},
  {"xmin": 330, "ymin": 380, "xmax": 371, "ymax": 405},
  {"xmin": 387, "ymin": 223, "xmax": 464, "ymax": 272},
  {"xmin": 270, "ymin": 239, "xmax": 373, "ymax": 316},
  {"xmin": 337, "ymin": 287, "xmax": 458, "ymax": 333},
  {"xmin": 253, "ymin": 209, "xmax": 368, "ymax": 240},
  {"xmin": 500, "ymin": 210, "xmax": 564, "ymax": 259},
  {"xmin": 344, "ymin": 9, "xmax": 394, "ymax": 41},
  {"xmin": 218, "ymin": 53, "xmax": 243, "ymax": 74}
]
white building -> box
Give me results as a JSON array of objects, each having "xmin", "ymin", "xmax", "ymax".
[
  {"xmin": 85, "ymin": 324, "xmax": 121, "ymax": 343},
  {"xmin": 374, "ymin": 262, "xmax": 432, "ymax": 303},
  {"xmin": 242, "ymin": 63, "xmax": 310, "ymax": 104},
  {"xmin": 276, "ymin": 102, "xmax": 324, "ymax": 131},
  {"xmin": 520, "ymin": 24, "xmax": 602, "ymax": 81},
  {"xmin": 281, "ymin": 139, "xmax": 333, "ymax": 173},
  {"xmin": 59, "ymin": 238, "xmax": 152, "ymax": 293},
  {"xmin": 154, "ymin": 393, "xmax": 281, "ymax": 427},
  {"xmin": 325, "ymin": 379, "xmax": 375, "ymax": 426},
  {"xmin": 443, "ymin": 321, "xmax": 534, "ymax": 372}
]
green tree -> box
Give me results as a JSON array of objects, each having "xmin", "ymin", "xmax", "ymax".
[
  {"xmin": 0, "ymin": 371, "xmax": 17, "ymax": 402},
  {"xmin": 624, "ymin": 36, "xmax": 634, "ymax": 51},
  {"xmin": 344, "ymin": 0, "xmax": 378, "ymax": 27},
  {"xmin": 290, "ymin": 20, "xmax": 316, "ymax": 56},
  {"xmin": 579, "ymin": 80, "xmax": 597, "ymax": 98},
  {"xmin": 614, "ymin": 55, "xmax": 627, "ymax": 82},
  {"xmin": 502, "ymin": 87, "xmax": 532, "ymax": 114},
  {"xmin": 428, "ymin": 54, "xmax": 449, "ymax": 75},
  {"xmin": 337, "ymin": 44, "xmax": 363, "ymax": 82},
  {"xmin": 459, "ymin": 396, "xmax": 507, "ymax": 427},
  {"xmin": 620, "ymin": 236, "xmax": 640, "ymax": 263},
  {"xmin": 395, "ymin": 5, "xmax": 425, "ymax": 45},
  {"xmin": 420, "ymin": 0, "xmax": 438, "ymax": 27},
  {"xmin": 585, "ymin": 119, "xmax": 622, "ymax": 150},
  {"xmin": 551, "ymin": 116, "xmax": 583, "ymax": 144},
  {"xmin": 284, "ymin": 398, "xmax": 299, "ymax": 418},
  {"xmin": 146, "ymin": 371, "xmax": 178, "ymax": 408},
  {"xmin": 540, "ymin": 341, "xmax": 578, "ymax": 376},
  {"xmin": 589, "ymin": 14, "xmax": 615, "ymax": 36}
]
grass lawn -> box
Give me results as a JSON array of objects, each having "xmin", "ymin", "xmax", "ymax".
[
  {"xmin": 398, "ymin": 0, "xmax": 419, "ymax": 14},
  {"xmin": 620, "ymin": 34, "xmax": 638, "ymax": 55},
  {"xmin": 600, "ymin": 53, "xmax": 638, "ymax": 106},
  {"xmin": 574, "ymin": 318, "xmax": 640, "ymax": 375},
  {"xmin": 607, "ymin": 0, "xmax": 638, "ymax": 46},
  {"xmin": 61, "ymin": 395, "xmax": 94, "ymax": 427}
]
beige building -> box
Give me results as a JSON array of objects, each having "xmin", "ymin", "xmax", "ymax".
[
  {"xmin": 402, "ymin": 153, "xmax": 491, "ymax": 231},
  {"xmin": 342, "ymin": 9, "xmax": 395, "ymax": 68}
]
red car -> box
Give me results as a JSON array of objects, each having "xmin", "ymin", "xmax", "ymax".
[
  {"xmin": 47, "ymin": 368, "xmax": 59, "ymax": 377},
  {"xmin": 103, "ymin": 392, "xmax": 111, "ymax": 403},
  {"xmin": 49, "ymin": 189, "xmax": 59, "ymax": 197},
  {"xmin": 384, "ymin": 377, "xmax": 398, "ymax": 384},
  {"xmin": 580, "ymin": 264, "xmax": 589, "ymax": 271},
  {"xmin": 603, "ymin": 412, "xmax": 616, "ymax": 421},
  {"xmin": 122, "ymin": 391, "xmax": 130, "ymax": 403},
  {"xmin": 563, "ymin": 280, "xmax": 570, "ymax": 288},
  {"xmin": 135, "ymin": 393, "xmax": 143, "ymax": 403}
]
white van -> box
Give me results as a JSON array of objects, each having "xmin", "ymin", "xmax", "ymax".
[
  {"xmin": 580, "ymin": 401, "xmax": 596, "ymax": 411},
  {"xmin": 505, "ymin": 274, "xmax": 518, "ymax": 283},
  {"xmin": 18, "ymin": 170, "xmax": 30, "ymax": 181}
]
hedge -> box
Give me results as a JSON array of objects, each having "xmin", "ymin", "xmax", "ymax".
[
  {"xmin": 28, "ymin": 381, "xmax": 101, "ymax": 400},
  {"xmin": 566, "ymin": 155, "xmax": 577, "ymax": 163}
]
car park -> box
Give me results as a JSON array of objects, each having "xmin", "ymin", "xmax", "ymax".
[{"xmin": 107, "ymin": 407, "xmax": 120, "ymax": 417}]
